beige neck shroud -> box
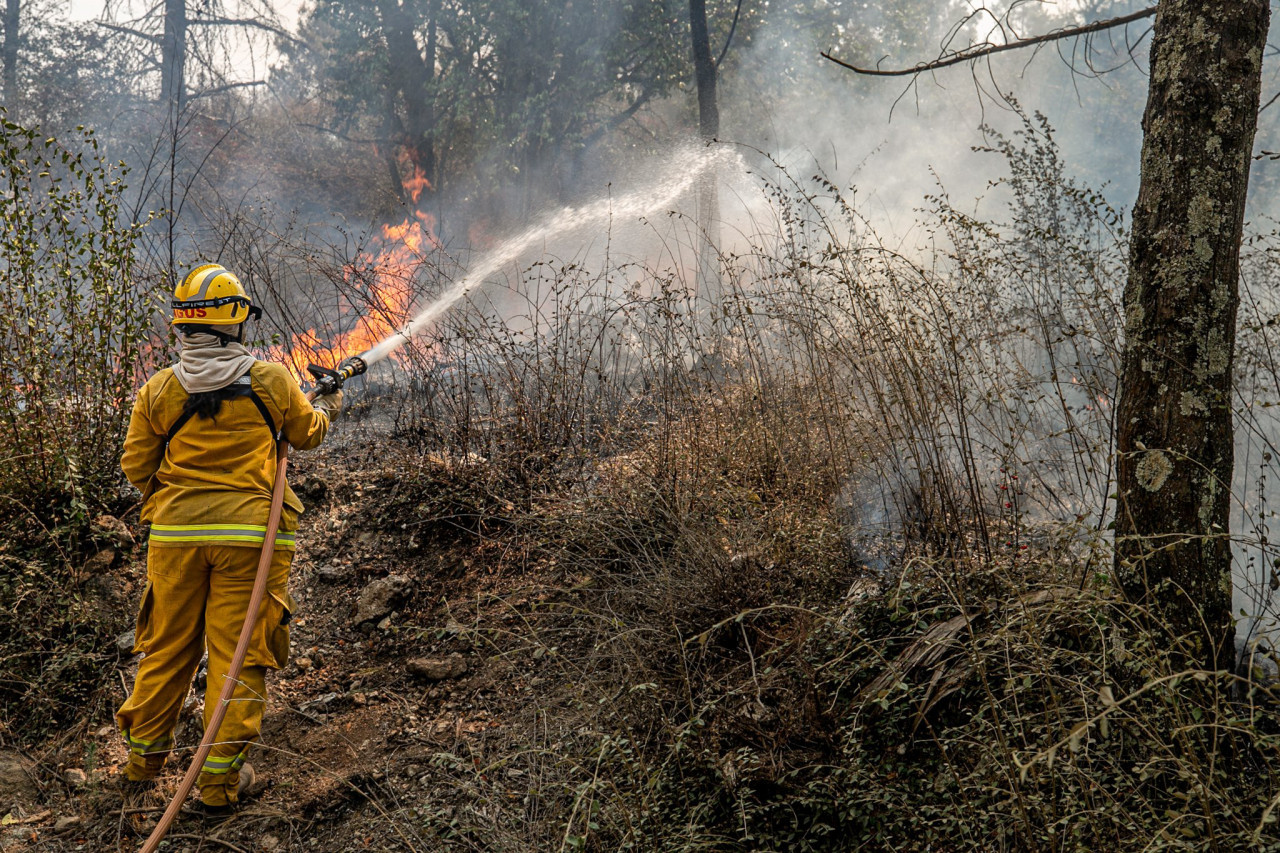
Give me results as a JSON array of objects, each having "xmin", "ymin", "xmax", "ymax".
[{"xmin": 171, "ymin": 332, "xmax": 257, "ymax": 393}]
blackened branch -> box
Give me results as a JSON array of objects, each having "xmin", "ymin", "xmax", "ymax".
[{"xmin": 821, "ymin": 6, "xmax": 1156, "ymax": 77}]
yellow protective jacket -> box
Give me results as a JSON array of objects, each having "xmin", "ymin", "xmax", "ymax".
[{"xmin": 122, "ymin": 361, "xmax": 329, "ymax": 548}]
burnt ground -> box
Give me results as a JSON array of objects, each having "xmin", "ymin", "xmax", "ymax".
[{"xmin": 2, "ymin": 426, "xmax": 606, "ymax": 853}]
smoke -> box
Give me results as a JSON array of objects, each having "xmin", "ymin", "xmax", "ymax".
[
  {"xmin": 718, "ymin": 0, "xmax": 1156, "ymax": 239},
  {"xmin": 21, "ymin": 0, "xmax": 1280, "ymax": 650}
]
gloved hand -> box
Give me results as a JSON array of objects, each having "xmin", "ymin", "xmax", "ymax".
[{"xmin": 313, "ymin": 389, "xmax": 343, "ymax": 421}]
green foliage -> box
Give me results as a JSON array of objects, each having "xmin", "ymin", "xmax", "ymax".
[
  {"xmin": 0, "ymin": 118, "xmax": 146, "ymax": 743},
  {"xmin": 0, "ymin": 116, "xmax": 157, "ymax": 522},
  {"xmin": 4, "ymin": 14, "xmax": 135, "ymax": 133}
]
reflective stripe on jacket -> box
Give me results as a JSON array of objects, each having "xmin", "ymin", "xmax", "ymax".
[{"xmin": 122, "ymin": 360, "xmax": 329, "ymax": 544}]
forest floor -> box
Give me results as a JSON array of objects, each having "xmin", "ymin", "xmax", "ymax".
[
  {"xmin": 7, "ymin": 397, "xmax": 1277, "ymax": 852},
  {"xmin": 1, "ymin": 418, "xmax": 638, "ymax": 852}
]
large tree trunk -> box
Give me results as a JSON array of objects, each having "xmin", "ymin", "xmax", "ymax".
[
  {"xmin": 159, "ymin": 0, "xmax": 186, "ymax": 111},
  {"xmin": 376, "ymin": 0, "xmax": 437, "ymax": 208},
  {"xmin": 1114, "ymin": 0, "xmax": 1268, "ymax": 669},
  {"xmin": 689, "ymin": 0, "xmax": 719, "ymax": 140},
  {"xmin": 2, "ymin": 0, "xmax": 18, "ymax": 103},
  {"xmin": 689, "ymin": 0, "xmax": 720, "ymax": 309}
]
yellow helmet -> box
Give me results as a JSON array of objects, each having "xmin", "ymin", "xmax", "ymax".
[{"xmin": 171, "ymin": 263, "xmax": 262, "ymax": 327}]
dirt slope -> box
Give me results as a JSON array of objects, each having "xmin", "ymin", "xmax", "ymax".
[{"xmin": 4, "ymin": 431, "xmax": 572, "ymax": 853}]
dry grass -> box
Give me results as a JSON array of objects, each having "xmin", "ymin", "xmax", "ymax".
[{"xmin": 15, "ymin": 111, "xmax": 1280, "ymax": 852}]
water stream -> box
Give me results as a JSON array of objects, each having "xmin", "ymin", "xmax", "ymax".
[{"xmin": 356, "ymin": 145, "xmax": 738, "ymax": 367}]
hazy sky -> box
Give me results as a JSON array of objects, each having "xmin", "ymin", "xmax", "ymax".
[
  {"xmin": 66, "ymin": 0, "xmax": 304, "ymax": 26},
  {"xmin": 64, "ymin": 0, "xmax": 306, "ymax": 86}
]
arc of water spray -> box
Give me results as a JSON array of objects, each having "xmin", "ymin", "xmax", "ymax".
[{"xmin": 356, "ymin": 145, "xmax": 736, "ymax": 368}]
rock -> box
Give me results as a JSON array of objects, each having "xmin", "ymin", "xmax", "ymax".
[
  {"xmin": 0, "ymin": 751, "xmax": 39, "ymax": 807},
  {"xmin": 95, "ymin": 725, "xmax": 114, "ymax": 738},
  {"xmin": 193, "ymin": 660, "xmax": 207, "ymax": 689},
  {"xmin": 317, "ymin": 565, "xmax": 345, "ymax": 583},
  {"xmin": 407, "ymin": 654, "xmax": 468, "ymax": 682},
  {"xmin": 116, "ymin": 630, "xmax": 137, "ymax": 656},
  {"xmin": 298, "ymin": 692, "xmax": 341, "ymax": 716},
  {"xmin": 53, "ymin": 815, "xmax": 80, "ymax": 834},
  {"xmin": 62, "ymin": 768, "xmax": 87, "ymax": 788},
  {"xmin": 83, "ymin": 572, "xmax": 124, "ymax": 605},
  {"xmin": 354, "ymin": 574, "xmax": 411, "ymax": 625},
  {"xmin": 295, "ymin": 476, "xmax": 328, "ymax": 503},
  {"xmin": 83, "ymin": 548, "xmax": 116, "ymax": 574},
  {"xmin": 92, "ymin": 515, "xmax": 135, "ymax": 548}
]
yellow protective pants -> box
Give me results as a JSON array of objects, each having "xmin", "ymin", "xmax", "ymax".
[{"xmin": 116, "ymin": 543, "xmax": 295, "ymax": 806}]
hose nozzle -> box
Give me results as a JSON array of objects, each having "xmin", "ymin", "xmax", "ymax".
[{"xmin": 307, "ymin": 355, "xmax": 368, "ymax": 396}]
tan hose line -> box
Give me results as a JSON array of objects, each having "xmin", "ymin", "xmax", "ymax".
[{"xmin": 139, "ymin": 390, "xmax": 316, "ymax": 852}]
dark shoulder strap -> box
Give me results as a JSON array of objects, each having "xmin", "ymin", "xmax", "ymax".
[
  {"xmin": 246, "ymin": 388, "xmax": 282, "ymax": 440},
  {"xmin": 241, "ymin": 367, "xmax": 282, "ymax": 439},
  {"xmin": 166, "ymin": 409, "xmax": 196, "ymax": 443},
  {"xmin": 166, "ymin": 372, "xmax": 280, "ymax": 443}
]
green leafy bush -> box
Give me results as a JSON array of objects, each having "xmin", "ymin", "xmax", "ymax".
[
  {"xmin": 0, "ymin": 115, "xmax": 157, "ymax": 522},
  {"xmin": 0, "ymin": 118, "xmax": 153, "ymax": 741}
]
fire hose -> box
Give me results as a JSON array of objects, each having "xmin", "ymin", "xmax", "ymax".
[{"xmin": 138, "ymin": 355, "xmax": 368, "ymax": 853}]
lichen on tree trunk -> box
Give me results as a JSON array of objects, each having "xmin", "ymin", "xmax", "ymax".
[{"xmin": 1114, "ymin": 0, "xmax": 1268, "ymax": 669}]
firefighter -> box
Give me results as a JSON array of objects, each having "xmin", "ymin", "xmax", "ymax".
[{"xmin": 115, "ymin": 263, "xmax": 342, "ymax": 816}]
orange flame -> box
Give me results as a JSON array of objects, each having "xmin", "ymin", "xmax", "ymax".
[
  {"xmin": 268, "ymin": 167, "xmax": 439, "ymax": 381},
  {"xmin": 404, "ymin": 169, "xmax": 432, "ymax": 206}
]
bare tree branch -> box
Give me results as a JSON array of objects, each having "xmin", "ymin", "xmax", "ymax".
[
  {"xmin": 189, "ymin": 80, "xmax": 266, "ymax": 100},
  {"xmin": 821, "ymin": 6, "xmax": 1156, "ymax": 77},
  {"xmin": 96, "ymin": 21, "xmax": 162, "ymax": 45},
  {"xmin": 188, "ymin": 16, "xmax": 304, "ymax": 47},
  {"xmin": 297, "ymin": 122, "xmax": 385, "ymax": 145},
  {"xmin": 584, "ymin": 87, "xmax": 655, "ymax": 147},
  {"xmin": 714, "ymin": 0, "xmax": 744, "ymax": 68}
]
